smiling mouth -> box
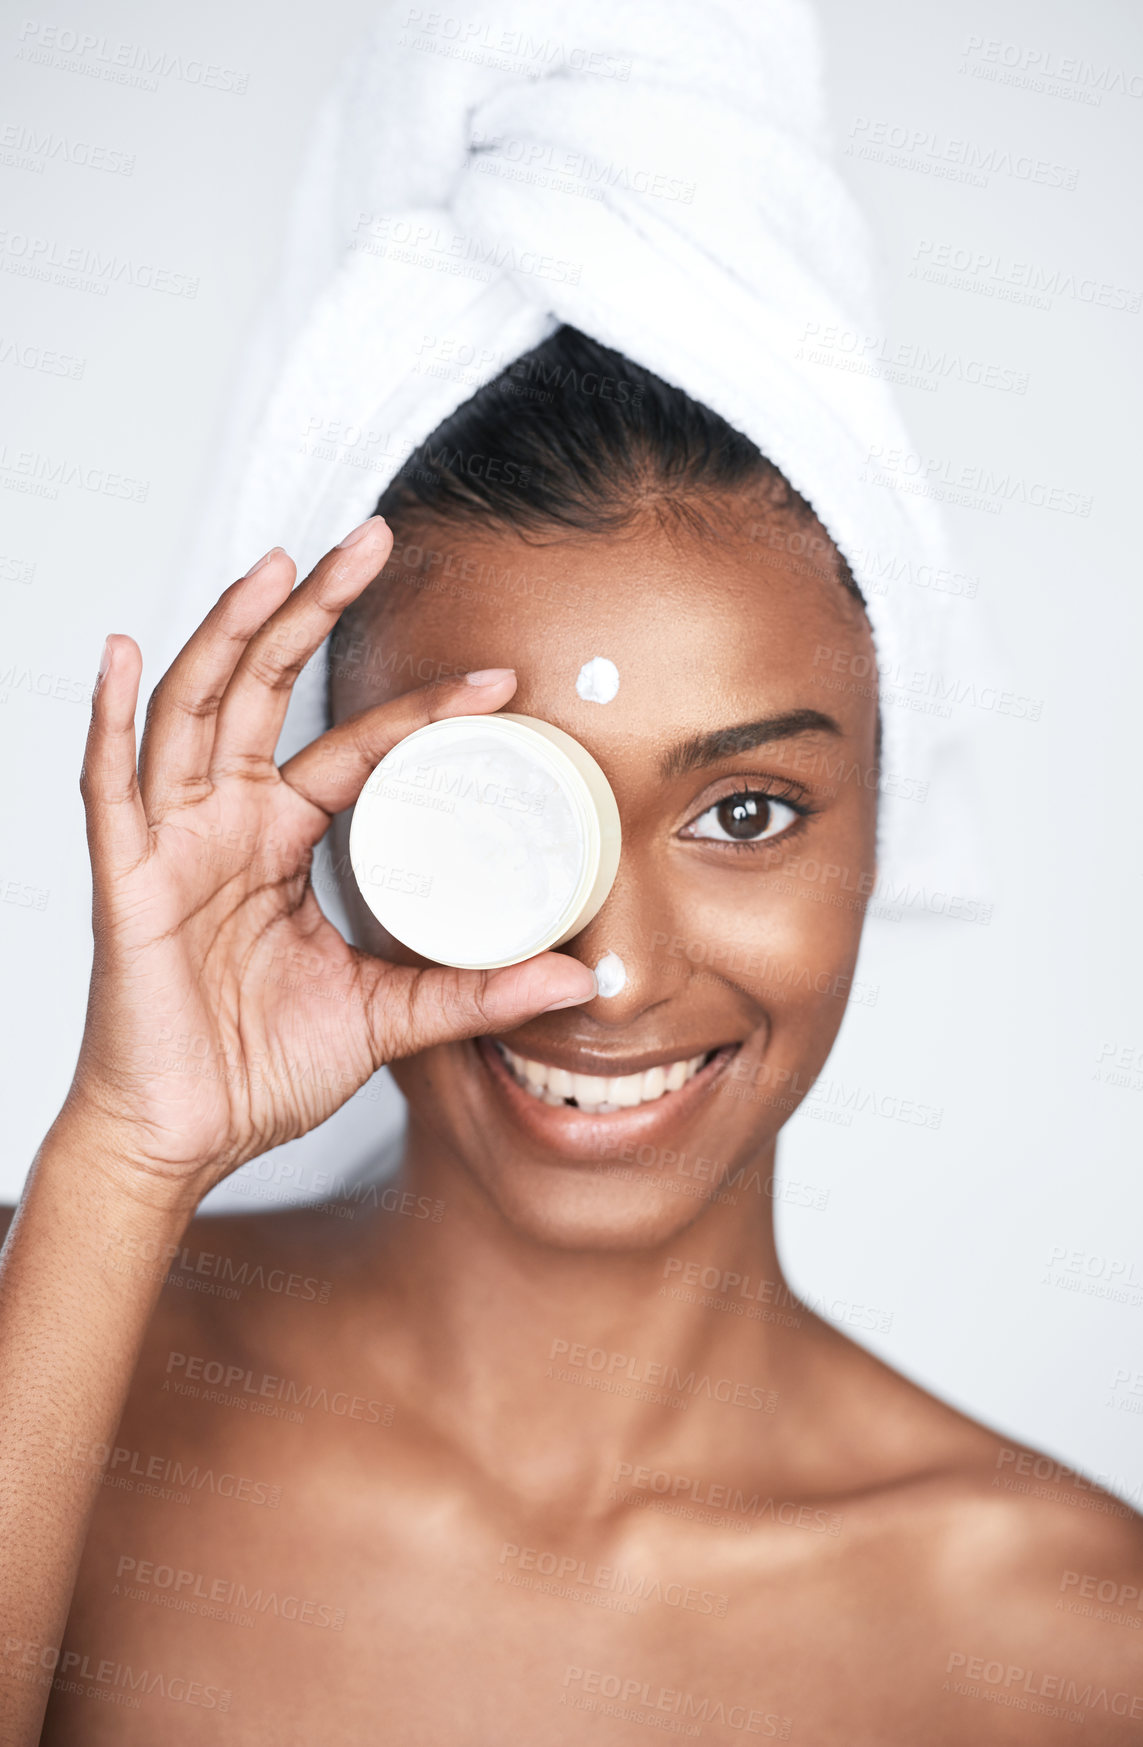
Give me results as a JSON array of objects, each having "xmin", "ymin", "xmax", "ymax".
[{"xmin": 491, "ymin": 1041, "xmax": 723, "ymax": 1114}]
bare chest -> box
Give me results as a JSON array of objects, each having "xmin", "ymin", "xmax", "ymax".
[{"xmin": 44, "ymin": 1462, "xmax": 997, "ymax": 1747}]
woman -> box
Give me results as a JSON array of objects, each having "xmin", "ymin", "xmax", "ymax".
[{"xmin": 2, "ymin": 327, "xmax": 1141, "ymax": 1743}]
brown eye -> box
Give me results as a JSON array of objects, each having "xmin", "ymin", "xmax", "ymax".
[
  {"xmin": 684, "ymin": 792, "xmax": 800, "ymax": 845},
  {"xmin": 722, "ymin": 795, "xmax": 767, "ymax": 839}
]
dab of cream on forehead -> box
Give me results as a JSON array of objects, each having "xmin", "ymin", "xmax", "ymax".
[{"xmin": 575, "ymin": 657, "xmax": 620, "ymax": 704}]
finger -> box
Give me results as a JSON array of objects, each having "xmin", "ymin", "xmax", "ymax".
[
  {"xmin": 137, "ymin": 548, "xmax": 297, "ymax": 815},
  {"xmin": 279, "ymin": 667, "xmax": 517, "ymax": 819},
  {"xmin": 79, "ymin": 636, "xmax": 150, "ymax": 873},
  {"xmin": 209, "ymin": 516, "xmax": 393, "ymax": 780},
  {"xmin": 363, "ymin": 952, "xmax": 598, "ymax": 1064}
]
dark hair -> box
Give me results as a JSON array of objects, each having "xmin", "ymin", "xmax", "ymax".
[{"xmin": 328, "ymin": 326, "xmax": 864, "ymax": 700}]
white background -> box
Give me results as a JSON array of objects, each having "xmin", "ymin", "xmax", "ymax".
[{"xmin": 1, "ymin": 0, "xmax": 1140, "ymax": 1498}]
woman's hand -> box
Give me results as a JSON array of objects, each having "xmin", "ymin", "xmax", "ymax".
[{"xmin": 66, "ymin": 515, "xmax": 595, "ymax": 1210}]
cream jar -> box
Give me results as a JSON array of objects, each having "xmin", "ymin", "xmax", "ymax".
[{"xmin": 348, "ymin": 713, "xmax": 622, "ymax": 969}]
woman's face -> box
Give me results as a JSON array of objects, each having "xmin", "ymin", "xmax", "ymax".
[{"xmin": 329, "ymin": 501, "xmax": 879, "ymax": 1249}]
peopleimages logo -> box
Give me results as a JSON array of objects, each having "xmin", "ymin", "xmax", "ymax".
[
  {"xmin": 51, "ymin": 1433, "xmax": 281, "ymax": 1508},
  {"xmin": 163, "ymin": 1351, "xmax": 392, "ymax": 1424},
  {"xmin": 4, "ymin": 1636, "xmax": 232, "ymax": 1711},
  {"xmin": 846, "ymin": 117, "xmax": 1078, "ymax": 190},
  {"xmin": 910, "ymin": 238, "xmax": 1140, "ymax": 313},
  {"xmin": 114, "ymin": 1556, "xmax": 345, "ymax": 1630},
  {"xmin": 0, "ymin": 231, "xmax": 199, "ymax": 298},
  {"xmin": 958, "ymin": 35, "xmax": 1143, "ymax": 102},
  {"xmin": 612, "ymin": 1461, "xmax": 844, "ymax": 1534},
  {"xmin": 370, "ymin": 755, "xmax": 546, "ymax": 816},
  {"xmin": 547, "ymin": 1339, "xmax": 777, "ymax": 1411},
  {"xmin": 944, "ymin": 1650, "xmax": 1143, "ymax": 1718},
  {"xmin": 562, "ymin": 1666, "xmax": 791, "ymax": 1736},
  {"xmin": 15, "ymin": 20, "xmax": 250, "ymax": 94},
  {"xmin": 860, "ymin": 443, "xmax": 1092, "ymax": 518},
  {"xmin": 498, "ymin": 1543, "xmax": 728, "ymax": 1616}
]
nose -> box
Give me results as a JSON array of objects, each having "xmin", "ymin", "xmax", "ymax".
[{"xmin": 557, "ymin": 847, "xmax": 678, "ymax": 1027}]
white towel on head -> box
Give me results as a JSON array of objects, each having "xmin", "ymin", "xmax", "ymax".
[{"xmin": 169, "ymin": 0, "xmax": 988, "ymax": 924}]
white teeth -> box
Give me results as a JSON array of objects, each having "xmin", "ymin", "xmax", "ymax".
[
  {"xmin": 571, "ymin": 1072, "xmax": 601, "ymax": 1107},
  {"xmin": 497, "ymin": 1045, "xmax": 714, "ymax": 1110},
  {"xmin": 611, "ymin": 1075, "xmax": 644, "ymax": 1108},
  {"xmin": 642, "ymin": 1066, "xmax": 667, "ymax": 1102}
]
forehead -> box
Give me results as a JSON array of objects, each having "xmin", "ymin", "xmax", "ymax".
[{"xmin": 330, "ymin": 514, "xmax": 876, "ymax": 747}]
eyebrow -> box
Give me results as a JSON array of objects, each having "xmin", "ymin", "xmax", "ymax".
[{"xmin": 658, "ymin": 709, "xmax": 843, "ymax": 781}]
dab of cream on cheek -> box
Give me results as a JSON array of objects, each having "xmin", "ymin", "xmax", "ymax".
[
  {"xmin": 594, "ymin": 952, "xmax": 627, "ymax": 998},
  {"xmin": 575, "ymin": 657, "xmax": 620, "ymax": 704}
]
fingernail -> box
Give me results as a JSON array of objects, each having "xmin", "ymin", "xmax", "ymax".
[
  {"xmin": 541, "ymin": 969, "xmax": 598, "ymax": 1012},
  {"xmin": 243, "ymin": 547, "xmax": 281, "ymax": 578},
  {"xmin": 337, "ymin": 514, "xmax": 385, "ymax": 549},
  {"xmin": 465, "ymin": 667, "xmax": 515, "ymax": 687},
  {"xmin": 97, "ymin": 637, "xmax": 112, "ymax": 681}
]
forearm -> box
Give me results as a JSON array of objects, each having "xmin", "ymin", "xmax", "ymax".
[{"xmin": 0, "ymin": 1116, "xmax": 193, "ymax": 1744}]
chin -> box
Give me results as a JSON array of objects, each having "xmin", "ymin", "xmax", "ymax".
[{"xmin": 453, "ymin": 1153, "xmax": 728, "ymax": 1254}]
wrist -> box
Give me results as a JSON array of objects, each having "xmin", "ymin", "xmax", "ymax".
[{"xmin": 36, "ymin": 1101, "xmax": 205, "ymax": 1233}]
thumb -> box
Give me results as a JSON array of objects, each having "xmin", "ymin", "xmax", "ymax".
[{"xmin": 363, "ymin": 953, "xmax": 598, "ymax": 1063}]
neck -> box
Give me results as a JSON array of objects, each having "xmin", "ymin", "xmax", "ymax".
[{"xmin": 340, "ymin": 1114, "xmax": 837, "ymax": 1512}]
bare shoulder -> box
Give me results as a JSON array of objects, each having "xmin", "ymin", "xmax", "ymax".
[
  {"xmin": 805, "ymin": 1327, "xmax": 1143, "ymax": 1737},
  {"xmin": 917, "ymin": 1391, "xmax": 1143, "ymax": 1584},
  {"xmin": 864, "ymin": 1378, "xmax": 1143, "ymax": 1738},
  {"xmin": 878, "ymin": 1354, "xmax": 1143, "ymax": 1609},
  {"xmin": 0, "ymin": 1191, "xmax": 340, "ymax": 1359},
  {"xmin": 925, "ymin": 1440, "xmax": 1143, "ymax": 1740},
  {"xmin": 126, "ymin": 1199, "xmax": 353, "ymax": 1378},
  {"xmin": 75, "ymin": 1200, "xmax": 359, "ymax": 1528},
  {"xmin": 823, "ymin": 1322, "xmax": 1143, "ymax": 1583},
  {"xmin": 916, "ymin": 1422, "xmax": 1143, "ymax": 1614}
]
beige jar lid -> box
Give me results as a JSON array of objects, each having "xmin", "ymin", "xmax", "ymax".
[{"xmin": 348, "ymin": 712, "xmax": 621, "ymax": 970}]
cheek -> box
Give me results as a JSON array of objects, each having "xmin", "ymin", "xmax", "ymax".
[
  {"xmin": 656, "ymin": 815, "xmax": 872, "ymax": 986},
  {"xmin": 745, "ymin": 889, "xmax": 865, "ymax": 1026},
  {"xmin": 386, "ymin": 1044, "xmax": 463, "ymax": 1142},
  {"xmin": 739, "ymin": 822, "xmax": 874, "ymax": 1075},
  {"xmin": 677, "ymin": 880, "xmax": 864, "ymax": 1012},
  {"xmin": 652, "ymin": 809, "xmax": 872, "ymax": 1074}
]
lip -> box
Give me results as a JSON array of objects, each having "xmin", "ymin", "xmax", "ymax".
[
  {"xmin": 482, "ymin": 1039, "xmax": 718, "ymax": 1079},
  {"xmin": 473, "ymin": 1034, "xmax": 741, "ymax": 1161}
]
